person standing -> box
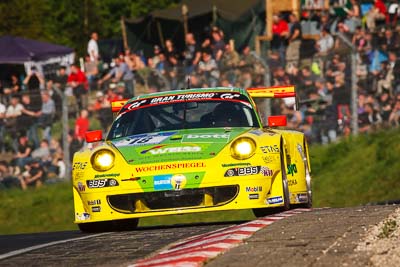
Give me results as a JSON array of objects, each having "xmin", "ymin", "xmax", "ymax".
[
  {"xmin": 87, "ymin": 32, "xmax": 100, "ymax": 62},
  {"xmin": 37, "ymin": 91, "xmax": 56, "ymax": 142},
  {"xmin": 286, "ymin": 13, "xmax": 302, "ymax": 69},
  {"xmin": 67, "ymin": 64, "xmax": 89, "ymax": 110}
]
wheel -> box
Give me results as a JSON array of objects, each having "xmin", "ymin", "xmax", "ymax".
[
  {"xmin": 280, "ymin": 147, "xmax": 290, "ymax": 211},
  {"xmin": 295, "ymin": 140, "xmax": 312, "ymax": 209},
  {"xmin": 253, "ymin": 142, "xmax": 290, "ymax": 217},
  {"xmin": 78, "ymin": 218, "xmax": 139, "ymax": 233}
]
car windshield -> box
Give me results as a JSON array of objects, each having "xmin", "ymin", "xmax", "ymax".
[{"xmin": 107, "ymin": 98, "xmax": 259, "ymax": 139}]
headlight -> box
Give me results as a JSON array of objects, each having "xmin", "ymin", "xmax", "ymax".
[
  {"xmin": 91, "ymin": 149, "xmax": 115, "ymax": 172},
  {"xmin": 230, "ymin": 137, "xmax": 256, "ymax": 160}
]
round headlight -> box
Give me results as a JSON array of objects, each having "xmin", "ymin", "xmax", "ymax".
[
  {"xmin": 91, "ymin": 149, "xmax": 115, "ymax": 172},
  {"xmin": 230, "ymin": 137, "xmax": 256, "ymax": 160}
]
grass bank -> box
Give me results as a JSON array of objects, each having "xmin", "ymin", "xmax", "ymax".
[{"xmin": 1, "ymin": 128, "xmax": 399, "ymax": 234}]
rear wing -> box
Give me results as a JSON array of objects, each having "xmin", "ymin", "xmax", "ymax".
[
  {"xmin": 111, "ymin": 99, "xmax": 129, "ymax": 113},
  {"xmin": 246, "ymin": 85, "xmax": 298, "ymax": 110}
]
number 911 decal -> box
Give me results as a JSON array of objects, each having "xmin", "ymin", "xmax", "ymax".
[
  {"xmin": 86, "ymin": 179, "xmax": 119, "ymax": 189},
  {"xmin": 224, "ymin": 166, "xmax": 273, "ymax": 177}
]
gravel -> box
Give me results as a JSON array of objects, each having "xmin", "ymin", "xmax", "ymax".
[{"xmin": 355, "ymin": 207, "xmax": 400, "ymax": 266}]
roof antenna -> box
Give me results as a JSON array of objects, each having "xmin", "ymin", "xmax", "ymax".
[{"xmin": 186, "ymin": 75, "xmax": 191, "ymax": 89}]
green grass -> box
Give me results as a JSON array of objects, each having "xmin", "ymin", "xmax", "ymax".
[{"xmin": 1, "ymin": 128, "xmax": 399, "ymax": 234}]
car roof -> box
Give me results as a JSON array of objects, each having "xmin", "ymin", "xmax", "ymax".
[{"xmin": 128, "ymin": 87, "xmax": 248, "ymax": 101}]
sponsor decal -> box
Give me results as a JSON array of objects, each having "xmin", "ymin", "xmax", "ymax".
[
  {"xmin": 135, "ymin": 162, "xmax": 206, "ymax": 173},
  {"xmin": 182, "ymin": 134, "xmax": 230, "ymax": 143},
  {"xmin": 248, "ymin": 193, "xmax": 259, "ymax": 200},
  {"xmin": 114, "ymin": 132, "xmax": 175, "ymax": 147},
  {"xmin": 224, "ymin": 166, "xmax": 273, "ymax": 177},
  {"xmin": 220, "ymin": 93, "xmax": 240, "ymax": 99},
  {"xmin": 222, "ymin": 163, "xmax": 251, "ymax": 167},
  {"xmin": 76, "ymin": 212, "xmax": 90, "ymax": 221},
  {"xmin": 260, "ymin": 145, "xmax": 280, "ymax": 154},
  {"xmin": 153, "ymin": 174, "xmax": 172, "ymax": 191},
  {"xmin": 246, "ymin": 186, "xmax": 262, "ymax": 192},
  {"xmin": 171, "ymin": 174, "xmax": 187, "ymax": 190},
  {"xmin": 74, "ymin": 171, "xmax": 85, "ymax": 180},
  {"xmin": 94, "ymin": 173, "xmax": 120, "ymax": 179},
  {"xmin": 77, "ymin": 182, "xmax": 85, "ymax": 192},
  {"xmin": 249, "ymin": 129, "xmax": 263, "ymax": 136},
  {"xmin": 287, "ymin": 164, "xmax": 297, "ymax": 176},
  {"xmin": 154, "ymin": 174, "xmax": 187, "ymax": 191},
  {"xmin": 127, "ymin": 99, "xmax": 147, "ymax": 110},
  {"xmin": 267, "ymin": 196, "xmax": 283, "ymax": 204},
  {"xmin": 86, "ymin": 179, "xmax": 119, "ymax": 188},
  {"xmin": 91, "ymin": 206, "xmax": 101, "ymax": 212},
  {"xmin": 296, "ymin": 193, "xmax": 308, "ymax": 202},
  {"xmin": 87, "ymin": 199, "xmax": 101, "ymax": 205},
  {"xmin": 262, "ymin": 155, "xmax": 279, "ymax": 164},
  {"xmin": 121, "ymin": 92, "xmax": 252, "ymax": 113},
  {"xmin": 141, "ymin": 145, "xmax": 201, "ymax": 155},
  {"xmin": 73, "ymin": 162, "xmax": 88, "ymax": 170},
  {"xmin": 288, "ymin": 179, "xmax": 298, "ymax": 186}
]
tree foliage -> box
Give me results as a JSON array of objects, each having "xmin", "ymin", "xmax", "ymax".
[{"xmin": 0, "ymin": 0, "xmax": 178, "ymax": 56}]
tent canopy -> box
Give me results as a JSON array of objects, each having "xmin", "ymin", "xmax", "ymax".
[
  {"xmin": 124, "ymin": 0, "xmax": 265, "ymax": 57},
  {"xmin": 0, "ymin": 35, "xmax": 74, "ymax": 64}
]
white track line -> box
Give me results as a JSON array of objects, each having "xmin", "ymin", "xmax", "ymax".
[{"xmin": 0, "ymin": 233, "xmax": 109, "ymax": 260}]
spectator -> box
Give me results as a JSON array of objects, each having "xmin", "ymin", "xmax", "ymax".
[
  {"xmin": 18, "ymin": 93, "xmax": 40, "ymax": 148},
  {"xmin": 286, "ymin": 13, "xmax": 302, "ymax": 68},
  {"xmin": 23, "ymin": 66, "xmax": 45, "ymax": 91},
  {"xmin": 183, "ymin": 32, "xmax": 201, "ymax": 75},
  {"xmin": 388, "ymin": 98, "xmax": 400, "ymax": 126},
  {"xmin": 18, "ymin": 158, "xmax": 45, "ymax": 190},
  {"xmin": 67, "ymin": 64, "xmax": 89, "ymax": 110},
  {"xmin": 387, "ymin": 0, "xmax": 399, "ymax": 28},
  {"xmin": 211, "ymin": 28, "xmax": 225, "ymax": 61},
  {"xmin": 359, "ymin": 102, "xmax": 382, "ymax": 132},
  {"xmin": 45, "ymin": 80, "xmax": 62, "ymax": 120},
  {"xmin": 31, "ymin": 139, "xmax": 51, "ymax": 163},
  {"xmin": 2, "ymin": 74, "xmax": 21, "ymax": 103},
  {"xmin": 87, "ymin": 32, "xmax": 100, "ymax": 62},
  {"xmin": 5, "ymin": 95, "xmax": 23, "ymax": 139},
  {"xmin": 37, "ymin": 91, "xmax": 56, "ymax": 142},
  {"xmin": 198, "ymin": 50, "xmax": 220, "ymax": 87},
  {"xmin": 343, "ymin": 0, "xmax": 361, "ymax": 32},
  {"xmin": 89, "ymin": 91, "xmax": 112, "ymax": 133},
  {"xmin": 68, "ymin": 130, "xmax": 82, "ymax": 162},
  {"xmin": 10, "ymin": 131, "xmax": 33, "ymax": 175},
  {"xmin": 366, "ymin": 0, "xmax": 388, "ymax": 32},
  {"xmin": 75, "ymin": 109, "xmax": 90, "ymax": 143},
  {"xmin": 54, "ymin": 65, "xmax": 68, "ymax": 90},
  {"xmin": 98, "ymin": 57, "xmax": 134, "ymax": 97},
  {"xmin": 84, "ymin": 55, "xmax": 99, "ymax": 91},
  {"xmin": 0, "ymin": 101, "xmax": 5, "ymax": 152},
  {"xmin": 152, "ymin": 45, "xmax": 161, "ymax": 67},
  {"xmin": 271, "ymin": 13, "xmax": 289, "ymax": 61}
]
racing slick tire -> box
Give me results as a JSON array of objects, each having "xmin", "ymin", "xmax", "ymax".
[
  {"xmin": 78, "ymin": 218, "xmax": 139, "ymax": 233},
  {"xmin": 253, "ymin": 143, "xmax": 290, "ymax": 217}
]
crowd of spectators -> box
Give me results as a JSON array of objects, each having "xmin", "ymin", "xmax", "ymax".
[{"xmin": 1, "ymin": 0, "xmax": 400, "ymax": 189}]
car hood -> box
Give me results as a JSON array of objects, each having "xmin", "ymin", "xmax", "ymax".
[{"xmin": 110, "ymin": 128, "xmax": 251, "ymax": 165}]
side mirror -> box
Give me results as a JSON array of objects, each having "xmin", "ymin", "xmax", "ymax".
[
  {"xmin": 268, "ymin": 115, "xmax": 287, "ymax": 127},
  {"xmin": 85, "ymin": 130, "xmax": 103, "ymax": 143}
]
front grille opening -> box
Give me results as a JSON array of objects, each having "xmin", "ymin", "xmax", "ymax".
[{"xmin": 107, "ymin": 185, "xmax": 238, "ymax": 214}]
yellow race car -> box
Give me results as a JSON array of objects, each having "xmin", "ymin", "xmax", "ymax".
[{"xmin": 73, "ymin": 86, "xmax": 312, "ymax": 232}]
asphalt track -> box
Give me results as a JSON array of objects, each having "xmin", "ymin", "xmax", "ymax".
[{"xmin": 0, "ymin": 206, "xmax": 398, "ymax": 266}]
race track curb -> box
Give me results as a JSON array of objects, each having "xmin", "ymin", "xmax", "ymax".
[{"xmin": 130, "ymin": 208, "xmax": 312, "ymax": 267}]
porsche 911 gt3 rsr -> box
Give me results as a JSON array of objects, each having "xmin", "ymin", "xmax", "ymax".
[{"xmin": 72, "ymin": 86, "xmax": 312, "ymax": 232}]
